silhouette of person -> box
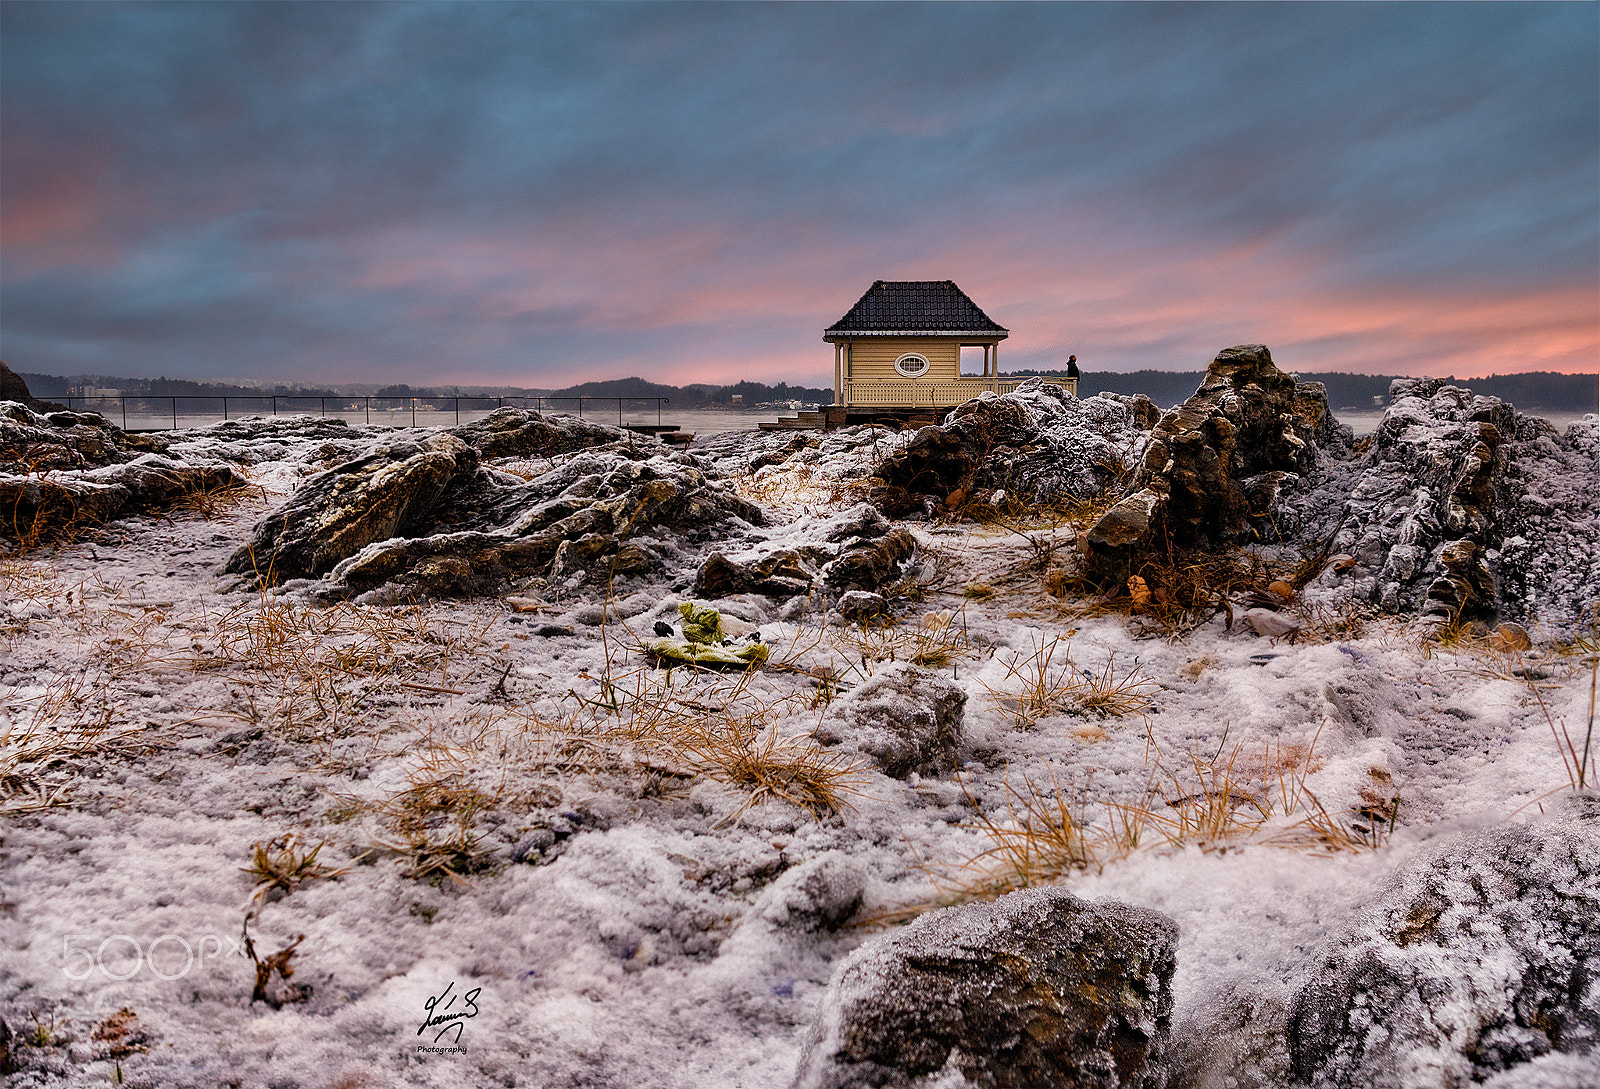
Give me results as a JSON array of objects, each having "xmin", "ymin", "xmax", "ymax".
[{"xmin": 1066, "ymin": 354, "xmax": 1079, "ymax": 379}]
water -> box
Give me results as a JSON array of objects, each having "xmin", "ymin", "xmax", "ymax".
[
  {"xmin": 78, "ymin": 403, "xmax": 1600, "ymax": 439},
  {"xmin": 95, "ymin": 404, "xmax": 794, "ymax": 435},
  {"xmin": 1335, "ymin": 408, "xmax": 1596, "ymax": 435}
]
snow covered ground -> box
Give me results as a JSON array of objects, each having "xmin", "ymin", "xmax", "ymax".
[{"xmin": 1, "ymin": 418, "xmax": 1596, "ymax": 1088}]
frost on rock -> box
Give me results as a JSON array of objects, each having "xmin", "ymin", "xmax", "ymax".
[
  {"xmin": 873, "ymin": 382, "xmax": 1151, "ymax": 514},
  {"xmin": 693, "ymin": 502, "xmax": 917, "ymax": 603},
  {"xmin": 792, "ymin": 886, "xmax": 1178, "ymax": 1089},
  {"xmin": 1297, "ymin": 380, "xmax": 1599, "ymax": 632},
  {"xmin": 223, "ymin": 410, "xmax": 769, "ymax": 599},
  {"xmin": 1287, "ymin": 800, "xmax": 1600, "ymax": 1089},
  {"xmin": 1, "ymin": 400, "xmax": 242, "ymax": 538},
  {"xmin": 1084, "ymin": 345, "xmax": 1343, "ymax": 582},
  {"xmin": 812, "ymin": 662, "xmax": 966, "ymax": 779}
]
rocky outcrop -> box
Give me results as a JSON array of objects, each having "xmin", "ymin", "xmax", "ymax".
[
  {"xmin": 450, "ymin": 406, "xmax": 627, "ymax": 459},
  {"xmin": 225, "ymin": 433, "xmax": 478, "ymax": 582},
  {"xmin": 1, "ymin": 361, "xmax": 51, "ymax": 412},
  {"xmin": 812, "ymin": 663, "xmax": 966, "ymax": 779},
  {"xmin": 874, "ymin": 383, "xmax": 1152, "ymax": 515},
  {"xmin": 693, "ymin": 503, "xmax": 918, "ymax": 602},
  {"xmin": 223, "ymin": 408, "xmax": 768, "ymax": 598},
  {"xmin": 279, "ymin": 449, "xmax": 764, "ymax": 601},
  {"xmin": 792, "ymin": 886, "xmax": 1178, "ymax": 1089},
  {"xmin": 1, "ymin": 401, "xmax": 238, "ymax": 541},
  {"xmin": 1287, "ymin": 805, "xmax": 1600, "ymax": 1088},
  {"xmin": 1083, "ymin": 345, "xmax": 1343, "ymax": 581},
  {"xmin": 1302, "ymin": 379, "xmax": 1599, "ymax": 630}
]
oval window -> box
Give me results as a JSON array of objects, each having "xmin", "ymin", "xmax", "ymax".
[{"xmin": 894, "ymin": 353, "xmax": 931, "ymax": 378}]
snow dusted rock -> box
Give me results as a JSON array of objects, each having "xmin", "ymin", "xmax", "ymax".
[
  {"xmin": 836, "ymin": 590, "xmax": 888, "ymax": 623},
  {"xmin": 1244, "ymin": 607, "xmax": 1304, "ymax": 639},
  {"xmin": 1306, "ymin": 380, "xmax": 1599, "ymax": 632},
  {"xmin": 694, "ymin": 502, "xmax": 908, "ymax": 601},
  {"xmin": 792, "ymin": 886, "xmax": 1178, "ymax": 1089},
  {"xmin": 450, "ymin": 405, "xmax": 625, "ymax": 458},
  {"xmin": 226, "ymin": 432, "xmax": 478, "ymax": 582},
  {"xmin": 1287, "ymin": 803, "xmax": 1600, "ymax": 1089},
  {"xmin": 297, "ymin": 448, "xmax": 765, "ymax": 601},
  {"xmin": 874, "ymin": 383, "xmax": 1149, "ymax": 514},
  {"xmin": 812, "ymin": 662, "xmax": 966, "ymax": 779},
  {"xmin": 825, "ymin": 527, "xmax": 918, "ymax": 594},
  {"xmin": 1084, "ymin": 345, "xmax": 1340, "ymax": 581},
  {"xmin": 0, "ymin": 401, "xmax": 241, "ymax": 539}
]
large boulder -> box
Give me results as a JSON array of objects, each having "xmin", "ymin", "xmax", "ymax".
[
  {"xmin": 225, "ymin": 433, "xmax": 478, "ymax": 583},
  {"xmin": 874, "ymin": 384, "xmax": 1151, "ymax": 514},
  {"xmin": 792, "ymin": 886, "xmax": 1179, "ymax": 1089},
  {"xmin": 1, "ymin": 402, "xmax": 237, "ymax": 542},
  {"xmin": 1083, "ymin": 345, "xmax": 1340, "ymax": 581},
  {"xmin": 1287, "ymin": 805, "xmax": 1600, "ymax": 1088},
  {"xmin": 276, "ymin": 447, "xmax": 767, "ymax": 601},
  {"xmin": 1, "ymin": 360, "xmax": 50, "ymax": 412},
  {"xmin": 450, "ymin": 406, "xmax": 626, "ymax": 459},
  {"xmin": 1304, "ymin": 379, "xmax": 1600, "ymax": 631},
  {"xmin": 812, "ymin": 663, "xmax": 966, "ymax": 779}
]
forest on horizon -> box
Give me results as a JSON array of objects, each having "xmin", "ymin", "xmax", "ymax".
[{"xmin": 14, "ymin": 367, "xmax": 1597, "ymax": 413}]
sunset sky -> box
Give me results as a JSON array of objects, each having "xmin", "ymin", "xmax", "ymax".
[{"xmin": 3, "ymin": 2, "xmax": 1596, "ymax": 388}]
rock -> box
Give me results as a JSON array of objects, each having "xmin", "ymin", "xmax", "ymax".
[
  {"xmin": 1287, "ymin": 806, "xmax": 1600, "ymax": 1089},
  {"xmin": 0, "ymin": 1013, "xmax": 14, "ymax": 1076},
  {"xmin": 791, "ymin": 886, "xmax": 1179, "ymax": 1089},
  {"xmin": 695, "ymin": 549, "xmax": 819, "ymax": 600},
  {"xmin": 694, "ymin": 503, "xmax": 902, "ymax": 601},
  {"xmin": 226, "ymin": 433, "xmax": 477, "ymax": 583},
  {"xmin": 235, "ymin": 439, "xmax": 766, "ymax": 600},
  {"xmin": 0, "ymin": 402, "xmax": 241, "ymax": 542},
  {"xmin": 837, "ymin": 590, "xmax": 887, "ymax": 624},
  {"xmin": 812, "ymin": 663, "xmax": 965, "ymax": 779},
  {"xmin": 1244, "ymin": 608, "xmax": 1304, "ymax": 638},
  {"xmin": 1, "ymin": 360, "xmax": 52, "ymax": 411},
  {"xmin": 748, "ymin": 852, "xmax": 867, "ymax": 933},
  {"xmin": 450, "ymin": 406, "xmax": 625, "ymax": 459},
  {"xmin": 1299, "ymin": 380, "xmax": 1599, "ymax": 631},
  {"xmin": 874, "ymin": 384, "xmax": 1149, "ymax": 513},
  {"xmin": 825, "ymin": 527, "xmax": 917, "ymax": 593},
  {"xmin": 1490, "ymin": 622, "xmax": 1533, "ymax": 652},
  {"xmin": 1083, "ymin": 345, "xmax": 1337, "ymax": 582}
]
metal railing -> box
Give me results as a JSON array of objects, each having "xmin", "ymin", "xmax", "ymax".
[{"xmin": 56, "ymin": 394, "xmax": 670, "ymax": 431}]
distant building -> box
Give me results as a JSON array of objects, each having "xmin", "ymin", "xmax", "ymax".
[
  {"xmin": 824, "ymin": 280, "xmax": 1075, "ymax": 413},
  {"xmin": 760, "ymin": 279, "xmax": 1077, "ymax": 432}
]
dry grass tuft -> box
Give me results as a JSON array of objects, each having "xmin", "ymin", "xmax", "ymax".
[
  {"xmin": 243, "ymin": 833, "xmax": 348, "ymax": 902},
  {"xmin": 982, "ymin": 635, "xmax": 1156, "ymax": 727}
]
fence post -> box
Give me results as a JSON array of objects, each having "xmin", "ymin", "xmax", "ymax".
[
  {"xmin": 411, "ymin": 398, "xmax": 416, "ymax": 427},
  {"xmin": 172, "ymin": 397, "xmax": 178, "ymax": 429},
  {"xmin": 454, "ymin": 397, "xmax": 460, "ymax": 426},
  {"xmin": 321, "ymin": 397, "xmax": 326, "ymax": 417},
  {"xmin": 122, "ymin": 397, "xmax": 128, "ymax": 431},
  {"xmin": 223, "ymin": 397, "xmax": 229, "ymax": 421},
  {"xmin": 365, "ymin": 397, "xmax": 370, "ymax": 426},
  {"xmin": 272, "ymin": 396, "xmax": 278, "ymax": 418}
]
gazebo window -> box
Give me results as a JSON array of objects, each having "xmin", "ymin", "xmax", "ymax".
[{"xmin": 894, "ymin": 353, "xmax": 931, "ymax": 378}]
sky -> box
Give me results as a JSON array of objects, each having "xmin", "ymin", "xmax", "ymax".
[{"xmin": 2, "ymin": 2, "xmax": 1596, "ymax": 389}]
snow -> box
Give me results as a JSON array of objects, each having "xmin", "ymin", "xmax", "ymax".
[{"xmin": 1, "ymin": 417, "xmax": 1596, "ymax": 1087}]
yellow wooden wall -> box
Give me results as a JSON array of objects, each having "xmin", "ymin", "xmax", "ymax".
[{"xmin": 844, "ymin": 337, "xmax": 960, "ymax": 378}]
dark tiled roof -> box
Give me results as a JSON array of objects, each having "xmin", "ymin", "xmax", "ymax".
[{"xmin": 826, "ymin": 280, "xmax": 1008, "ymax": 337}]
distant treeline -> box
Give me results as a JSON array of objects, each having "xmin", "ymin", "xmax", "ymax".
[
  {"xmin": 13, "ymin": 371, "xmax": 834, "ymax": 408},
  {"xmin": 16, "ymin": 368, "xmax": 1593, "ymax": 413},
  {"xmin": 1038, "ymin": 369, "xmax": 1598, "ymax": 412}
]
